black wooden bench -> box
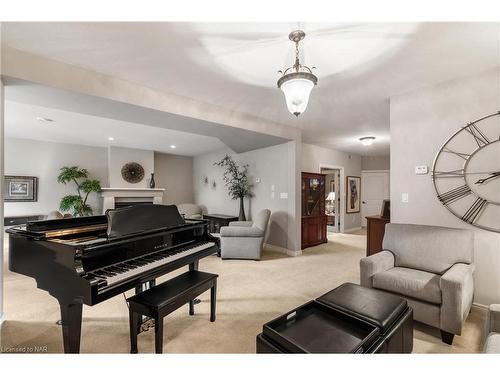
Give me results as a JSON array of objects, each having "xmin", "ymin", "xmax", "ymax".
[{"xmin": 127, "ymin": 270, "xmax": 218, "ymax": 353}]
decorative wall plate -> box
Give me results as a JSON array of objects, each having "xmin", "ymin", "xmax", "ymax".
[
  {"xmin": 121, "ymin": 162, "xmax": 145, "ymax": 184},
  {"xmin": 432, "ymin": 111, "xmax": 500, "ymax": 232}
]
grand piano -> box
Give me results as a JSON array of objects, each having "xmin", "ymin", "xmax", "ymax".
[{"xmin": 6, "ymin": 204, "xmax": 219, "ymax": 353}]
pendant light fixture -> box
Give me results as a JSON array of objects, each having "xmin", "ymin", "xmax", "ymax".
[{"xmin": 277, "ymin": 30, "xmax": 318, "ymax": 117}]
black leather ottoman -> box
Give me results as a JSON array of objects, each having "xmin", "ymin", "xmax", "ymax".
[{"xmin": 256, "ymin": 283, "xmax": 413, "ymax": 353}]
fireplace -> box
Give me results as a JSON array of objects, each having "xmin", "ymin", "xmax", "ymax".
[{"xmin": 100, "ymin": 188, "xmax": 165, "ymax": 213}]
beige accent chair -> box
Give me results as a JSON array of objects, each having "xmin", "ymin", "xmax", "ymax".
[
  {"xmin": 360, "ymin": 223, "xmax": 474, "ymax": 345},
  {"xmin": 177, "ymin": 203, "xmax": 203, "ymax": 220},
  {"xmin": 220, "ymin": 209, "xmax": 271, "ymax": 260},
  {"xmin": 484, "ymin": 304, "xmax": 500, "ymax": 353}
]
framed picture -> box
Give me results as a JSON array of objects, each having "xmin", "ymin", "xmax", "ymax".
[
  {"xmin": 381, "ymin": 199, "xmax": 391, "ymax": 219},
  {"xmin": 346, "ymin": 176, "xmax": 360, "ymax": 214},
  {"xmin": 4, "ymin": 176, "xmax": 38, "ymax": 202}
]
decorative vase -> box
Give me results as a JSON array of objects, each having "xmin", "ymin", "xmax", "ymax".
[
  {"xmin": 238, "ymin": 197, "xmax": 246, "ymax": 221},
  {"xmin": 149, "ymin": 173, "xmax": 156, "ymax": 188}
]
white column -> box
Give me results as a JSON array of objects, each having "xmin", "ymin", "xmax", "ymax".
[
  {"xmin": 286, "ymin": 139, "xmax": 302, "ymax": 255},
  {"xmin": 0, "ymin": 22, "xmax": 5, "ymax": 324}
]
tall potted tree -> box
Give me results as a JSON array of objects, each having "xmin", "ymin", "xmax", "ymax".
[
  {"xmin": 214, "ymin": 155, "xmax": 253, "ymax": 221},
  {"xmin": 57, "ymin": 166, "xmax": 102, "ymax": 217}
]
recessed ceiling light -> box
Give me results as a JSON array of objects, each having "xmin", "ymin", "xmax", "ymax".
[
  {"xmin": 108, "ymin": 137, "xmax": 115, "ymax": 141},
  {"xmin": 359, "ymin": 136, "xmax": 376, "ymax": 146},
  {"xmin": 170, "ymin": 145, "xmax": 176, "ymax": 149},
  {"xmin": 36, "ymin": 117, "xmax": 55, "ymax": 123}
]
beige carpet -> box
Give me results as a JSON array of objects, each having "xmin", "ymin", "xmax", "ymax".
[{"xmin": 0, "ymin": 230, "xmax": 486, "ymax": 353}]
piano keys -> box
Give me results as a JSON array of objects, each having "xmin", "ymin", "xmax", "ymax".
[{"xmin": 6, "ymin": 204, "xmax": 219, "ymax": 353}]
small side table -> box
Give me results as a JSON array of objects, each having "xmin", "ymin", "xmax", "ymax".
[{"xmin": 203, "ymin": 214, "xmax": 239, "ymax": 234}]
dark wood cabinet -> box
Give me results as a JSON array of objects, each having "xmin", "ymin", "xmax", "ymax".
[
  {"xmin": 203, "ymin": 214, "xmax": 238, "ymax": 233},
  {"xmin": 366, "ymin": 215, "xmax": 390, "ymax": 256},
  {"xmin": 301, "ymin": 172, "xmax": 327, "ymax": 249}
]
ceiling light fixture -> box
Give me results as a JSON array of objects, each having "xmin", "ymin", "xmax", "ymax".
[
  {"xmin": 170, "ymin": 145, "xmax": 176, "ymax": 149},
  {"xmin": 359, "ymin": 136, "xmax": 376, "ymax": 146},
  {"xmin": 277, "ymin": 30, "xmax": 318, "ymax": 117},
  {"xmin": 108, "ymin": 137, "xmax": 115, "ymax": 141},
  {"xmin": 36, "ymin": 117, "xmax": 55, "ymax": 123}
]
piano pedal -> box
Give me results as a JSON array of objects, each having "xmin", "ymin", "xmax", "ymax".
[
  {"xmin": 193, "ymin": 298, "xmax": 201, "ymax": 305},
  {"xmin": 139, "ymin": 318, "xmax": 155, "ymax": 333},
  {"xmin": 56, "ymin": 320, "xmax": 63, "ymax": 326}
]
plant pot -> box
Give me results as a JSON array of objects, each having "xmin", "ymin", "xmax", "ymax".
[{"xmin": 238, "ymin": 197, "xmax": 246, "ymax": 221}]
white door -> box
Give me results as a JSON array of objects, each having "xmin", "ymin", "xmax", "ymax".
[{"xmin": 361, "ymin": 171, "xmax": 390, "ymax": 227}]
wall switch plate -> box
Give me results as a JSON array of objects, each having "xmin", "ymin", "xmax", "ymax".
[
  {"xmin": 402, "ymin": 193, "xmax": 409, "ymax": 203},
  {"xmin": 255, "ymin": 178, "xmax": 261, "ymax": 183},
  {"xmin": 280, "ymin": 192, "xmax": 288, "ymax": 199},
  {"xmin": 271, "ymin": 192, "xmax": 275, "ymax": 199},
  {"xmin": 415, "ymin": 165, "xmax": 429, "ymax": 175},
  {"xmin": 271, "ymin": 185, "xmax": 275, "ymax": 191}
]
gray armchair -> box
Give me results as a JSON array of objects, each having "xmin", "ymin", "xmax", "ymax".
[
  {"xmin": 220, "ymin": 209, "xmax": 271, "ymax": 260},
  {"xmin": 484, "ymin": 304, "xmax": 500, "ymax": 353},
  {"xmin": 177, "ymin": 203, "xmax": 203, "ymax": 220},
  {"xmin": 360, "ymin": 223, "xmax": 474, "ymax": 345}
]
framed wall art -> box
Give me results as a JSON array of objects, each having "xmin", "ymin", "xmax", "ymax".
[
  {"xmin": 4, "ymin": 176, "xmax": 38, "ymax": 202},
  {"xmin": 346, "ymin": 176, "xmax": 360, "ymax": 214}
]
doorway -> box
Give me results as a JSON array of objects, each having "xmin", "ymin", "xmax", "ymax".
[
  {"xmin": 361, "ymin": 170, "xmax": 390, "ymax": 227},
  {"xmin": 320, "ymin": 167, "xmax": 341, "ymax": 233}
]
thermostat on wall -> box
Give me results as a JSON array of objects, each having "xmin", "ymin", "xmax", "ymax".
[{"xmin": 415, "ymin": 165, "xmax": 429, "ymax": 175}]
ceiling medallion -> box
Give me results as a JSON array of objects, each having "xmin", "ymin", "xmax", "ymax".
[{"xmin": 277, "ymin": 30, "xmax": 318, "ymax": 117}]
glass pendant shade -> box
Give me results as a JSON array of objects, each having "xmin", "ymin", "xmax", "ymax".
[{"xmin": 279, "ymin": 77, "xmax": 314, "ymax": 116}]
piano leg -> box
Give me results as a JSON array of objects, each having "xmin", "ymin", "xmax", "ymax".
[
  {"xmin": 59, "ymin": 302, "xmax": 83, "ymax": 354},
  {"xmin": 189, "ymin": 261, "xmax": 201, "ymax": 308}
]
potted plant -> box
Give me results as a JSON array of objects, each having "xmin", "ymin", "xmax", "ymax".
[
  {"xmin": 214, "ymin": 155, "xmax": 253, "ymax": 221},
  {"xmin": 57, "ymin": 166, "xmax": 102, "ymax": 217}
]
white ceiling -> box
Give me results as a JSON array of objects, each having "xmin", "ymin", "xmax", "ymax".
[
  {"xmin": 3, "ymin": 22, "xmax": 499, "ymax": 155},
  {"xmin": 4, "ymin": 100, "xmax": 226, "ymax": 156}
]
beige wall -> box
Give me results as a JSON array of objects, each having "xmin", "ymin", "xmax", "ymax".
[
  {"xmin": 107, "ymin": 146, "xmax": 154, "ymax": 188},
  {"xmin": 193, "ymin": 142, "xmax": 300, "ymax": 252},
  {"xmin": 154, "ymin": 152, "xmax": 194, "ymax": 205},
  {"xmin": 4, "ymin": 138, "xmax": 108, "ymax": 217},
  {"xmin": 390, "ymin": 67, "xmax": 500, "ymax": 306},
  {"xmin": 361, "ymin": 155, "xmax": 390, "ymax": 170},
  {"xmin": 1, "ymin": 74, "xmax": 4, "ymax": 322},
  {"xmin": 301, "ymin": 143, "xmax": 363, "ymax": 231}
]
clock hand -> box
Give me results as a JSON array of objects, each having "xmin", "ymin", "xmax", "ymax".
[{"xmin": 475, "ymin": 171, "xmax": 500, "ymax": 184}]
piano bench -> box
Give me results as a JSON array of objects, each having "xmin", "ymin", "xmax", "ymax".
[{"xmin": 127, "ymin": 270, "xmax": 218, "ymax": 354}]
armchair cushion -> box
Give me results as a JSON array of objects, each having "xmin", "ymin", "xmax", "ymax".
[
  {"xmin": 485, "ymin": 333, "xmax": 500, "ymax": 353},
  {"xmin": 360, "ymin": 250, "xmax": 395, "ymax": 288},
  {"xmin": 440, "ymin": 263, "xmax": 474, "ymax": 334},
  {"xmin": 177, "ymin": 203, "xmax": 203, "ymax": 219},
  {"xmin": 382, "ymin": 223, "xmax": 474, "ymax": 275},
  {"xmin": 220, "ymin": 226, "xmax": 264, "ymax": 238},
  {"xmin": 229, "ymin": 221, "xmax": 253, "ymax": 227},
  {"xmin": 373, "ymin": 267, "xmax": 442, "ymax": 304}
]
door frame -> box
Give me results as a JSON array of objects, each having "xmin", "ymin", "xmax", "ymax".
[
  {"xmin": 360, "ymin": 169, "xmax": 390, "ymax": 227},
  {"xmin": 318, "ymin": 164, "xmax": 345, "ymax": 233}
]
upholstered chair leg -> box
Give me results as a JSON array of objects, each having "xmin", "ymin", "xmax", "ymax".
[{"xmin": 440, "ymin": 330, "xmax": 454, "ymax": 345}]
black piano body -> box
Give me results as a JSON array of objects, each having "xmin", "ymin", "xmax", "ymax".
[{"xmin": 7, "ymin": 204, "xmax": 219, "ymax": 353}]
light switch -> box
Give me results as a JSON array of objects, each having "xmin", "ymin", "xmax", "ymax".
[
  {"xmin": 402, "ymin": 193, "xmax": 409, "ymax": 203},
  {"xmin": 255, "ymin": 178, "xmax": 261, "ymax": 183},
  {"xmin": 280, "ymin": 192, "xmax": 288, "ymax": 199},
  {"xmin": 271, "ymin": 192, "xmax": 275, "ymax": 199}
]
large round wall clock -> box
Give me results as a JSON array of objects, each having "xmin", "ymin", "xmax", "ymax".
[{"xmin": 432, "ymin": 111, "xmax": 500, "ymax": 233}]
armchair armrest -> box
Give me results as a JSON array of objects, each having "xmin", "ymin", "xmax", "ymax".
[
  {"xmin": 360, "ymin": 250, "xmax": 395, "ymax": 287},
  {"xmin": 486, "ymin": 304, "xmax": 500, "ymax": 334},
  {"xmin": 440, "ymin": 263, "xmax": 474, "ymax": 335},
  {"xmin": 220, "ymin": 226, "xmax": 264, "ymax": 238},
  {"xmin": 229, "ymin": 221, "xmax": 253, "ymax": 227}
]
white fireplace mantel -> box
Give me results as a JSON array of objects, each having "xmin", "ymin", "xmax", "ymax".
[{"xmin": 100, "ymin": 188, "xmax": 165, "ymax": 213}]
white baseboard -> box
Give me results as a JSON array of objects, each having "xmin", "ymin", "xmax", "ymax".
[
  {"xmin": 472, "ymin": 302, "xmax": 488, "ymax": 311},
  {"xmin": 265, "ymin": 244, "xmax": 302, "ymax": 257},
  {"xmin": 343, "ymin": 226, "xmax": 363, "ymax": 233}
]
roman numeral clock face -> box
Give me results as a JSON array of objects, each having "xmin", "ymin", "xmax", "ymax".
[{"xmin": 432, "ymin": 111, "xmax": 500, "ymax": 233}]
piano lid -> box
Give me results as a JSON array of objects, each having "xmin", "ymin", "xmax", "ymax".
[{"xmin": 106, "ymin": 204, "xmax": 185, "ymax": 238}]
